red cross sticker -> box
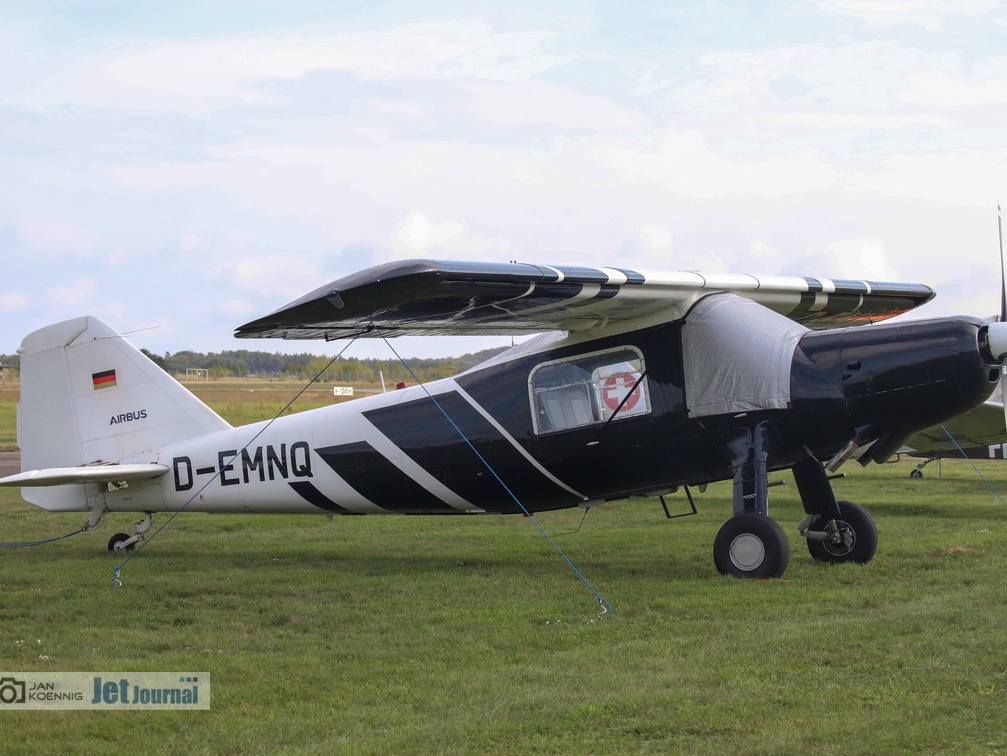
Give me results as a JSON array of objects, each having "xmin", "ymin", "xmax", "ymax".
[{"xmin": 601, "ymin": 373, "xmax": 641, "ymax": 412}]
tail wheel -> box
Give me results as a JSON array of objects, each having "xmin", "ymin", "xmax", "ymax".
[
  {"xmin": 713, "ymin": 513, "xmax": 790, "ymax": 578},
  {"xmin": 107, "ymin": 533, "xmax": 134, "ymax": 553},
  {"xmin": 806, "ymin": 500, "xmax": 877, "ymax": 564}
]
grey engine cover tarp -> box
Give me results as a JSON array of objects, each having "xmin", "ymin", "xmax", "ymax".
[{"xmin": 682, "ymin": 293, "xmax": 810, "ymax": 418}]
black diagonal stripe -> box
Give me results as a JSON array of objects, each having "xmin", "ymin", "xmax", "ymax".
[
  {"xmin": 803, "ymin": 277, "xmax": 825, "ymax": 293},
  {"xmin": 549, "ymin": 265, "xmax": 614, "ymax": 284},
  {"xmin": 615, "ymin": 267, "xmax": 645, "ymax": 284},
  {"xmin": 364, "ymin": 392, "xmax": 575, "ymax": 512},
  {"xmin": 314, "ymin": 441, "xmax": 459, "ymax": 513},
  {"xmin": 831, "ymin": 279, "xmax": 870, "ymax": 294},
  {"xmin": 787, "ymin": 290, "xmax": 822, "ymax": 324},
  {"xmin": 288, "ymin": 481, "xmax": 356, "ymax": 513}
]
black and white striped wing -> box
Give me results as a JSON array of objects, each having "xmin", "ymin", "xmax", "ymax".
[{"xmin": 234, "ymin": 259, "xmax": 935, "ymax": 340}]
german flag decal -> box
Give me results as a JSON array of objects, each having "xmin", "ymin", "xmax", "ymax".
[{"xmin": 92, "ymin": 369, "xmax": 117, "ymax": 390}]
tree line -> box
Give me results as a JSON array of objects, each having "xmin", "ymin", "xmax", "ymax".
[{"xmin": 0, "ymin": 346, "xmax": 511, "ymax": 384}]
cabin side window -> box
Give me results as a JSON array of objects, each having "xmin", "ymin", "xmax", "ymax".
[{"xmin": 530, "ymin": 347, "xmax": 649, "ymax": 434}]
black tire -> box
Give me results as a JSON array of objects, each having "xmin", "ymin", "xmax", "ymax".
[
  {"xmin": 107, "ymin": 533, "xmax": 134, "ymax": 554},
  {"xmin": 713, "ymin": 513, "xmax": 790, "ymax": 578},
  {"xmin": 910, "ymin": 468, "xmax": 923, "ymax": 479},
  {"xmin": 806, "ymin": 500, "xmax": 877, "ymax": 564}
]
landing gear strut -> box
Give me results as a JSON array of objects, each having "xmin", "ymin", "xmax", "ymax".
[
  {"xmin": 793, "ymin": 457, "xmax": 878, "ymax": 565},
  {"xmin": 713, "ymin": 513, "xmax": 790, "ymax": 578},
  {"xmin": 710, "ymin": 441, "xmax": 880, "ymax": 578},
  {"xmin": 107, "ymin": 512, "xmax": 154, "ymax": 554},
  {"xmin": 712, "ymin": 429, "xmax": 791, "ymax": 578},
  {"xmin": 712, "ymin": 494, "xmax": 879, "ymax": 576},
  {"xmin": 800, "ymin": 500, "xmax": 878, "ymax": 564},
  {"xmin": 108, "ymin": 532, "xmax": 134, "ymax": 553},
  {"xmin": 910, "ymin": 457, "xmax": 939, "ymax": 478}
]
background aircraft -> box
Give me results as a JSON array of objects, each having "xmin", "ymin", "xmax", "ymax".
[
  {"xmin": 4, "ymin": 259, "xmax": 1007, "ymax": 579},
  {"xmin": 893, "ymin": 209, "xmax": 1007, "ymax": 476},
  {"xmin": 898, "ymin": 375, "xmax": 1006, "ymax": 477}
]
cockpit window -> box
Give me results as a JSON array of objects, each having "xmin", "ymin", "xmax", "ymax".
[{"xmin": 530, "ymin": 347, "xmax": 649, "ymax": 434}]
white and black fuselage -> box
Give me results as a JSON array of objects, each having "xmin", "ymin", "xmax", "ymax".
[
  {"xmin": 109, "ymin": 299, "xmax": 999, "ymax": 521},
  {"xmin": 8, "ymin": 259, "xmax": 1005, "ymax": 578}
]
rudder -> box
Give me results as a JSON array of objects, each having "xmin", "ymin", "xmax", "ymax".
[{"xmin": 17, "ymin": 316, "xmax": 231, "ymax": 510}]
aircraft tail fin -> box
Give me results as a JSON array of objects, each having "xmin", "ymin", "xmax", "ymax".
[{"xmin": 15, "ymin": 316, "xmax": 231, "ymax": 510}]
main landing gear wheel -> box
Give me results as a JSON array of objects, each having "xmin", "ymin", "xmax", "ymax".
[
  {"xmin": 713, "ymin": 513, "xmax": 790, "ymax": 578},
  {"xmin": 107, "ymin": 533, "xmax": 134, "ymax": 554},
  {"xmin": 806, "ymin": 500, "xmax": 877, "ymax": 565}
]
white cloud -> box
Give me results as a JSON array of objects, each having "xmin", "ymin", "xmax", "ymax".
[
  {"xmin": 107, "ymin": 162, "xmax": 230, "ymax": 191},
  {"xmin": 388, "ymin": 210, "xmax": 513, "ymax": 260},
  {"xmin": 820, "ymin": 0, "xmax": 999, "ymax": 31},
  {"xmin": 392, "ymin": 211, "xmax": 466, "ymax": 255},
  {"xmin": 600, "ymin": 131, "xmax": 841, "ymax": 198},
  {"xmin": 45, "ymin": 278, "xmax": 97, "ymax": 306},
  {"xmin": 768, "ymin": 112, "xmax": 956, "ymax": 130},
  {"xmin": 639, "ymin": 224, "xmax": 673, "ymax": 261},
  {"xmin": 220, "ymin": 300, "xmax": 255, "ymax": 319},
  {"xmin": 210, "ymin": 254, "xmax": 323, "ymax": 300},
  {"xmin": 0, "ymin": 292, "xmax": 29, "ymax": 312},
  {"xmin": 902, "ymin": 70, "xmax": 1007, "ymax": 107},
  {"xmin": 457, "ymin": 80, "xmax": 649, "ymax": 134},
  {"xmin": 18, "ymin": 219, "xmax": 102, "ymax": 254},
  {"xmin": 825, "ymin": 239, "xmax": 900, "ymax": 281},
  {"xmin": 845, "ymin": 148, "xmax": 1007, "ymax": 205},
  {"xmin": 1, "ymin": 3, "xmax": 1006, "ymax": 358},
  {"xmin": 749, "ymin": 240, "xmax": 781, "ymax": 263},
  {"xmin": 12, "ymin": 21, "xmax": 577, "ymax": 115},
  {"xmin": 179, "ymin": 233, "xmax": 213, "ymax": 252}
]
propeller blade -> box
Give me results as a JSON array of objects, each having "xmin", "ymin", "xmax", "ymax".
[
  {"xmin": 1000, "ymin": 364, "xmax": 1006, "ymax": 441},
  {"xmin": 1000, "ymin": 202, "xmax": 1006, "ymax": 323},
  {"xmin": 1000, "ymin": 203, "xmax": 1006, "ymax": 436}
]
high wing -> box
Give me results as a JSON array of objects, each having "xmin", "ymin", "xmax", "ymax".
[{"xmin": 235, "ymin": 259, "xmax": 935, "ymax": 340}]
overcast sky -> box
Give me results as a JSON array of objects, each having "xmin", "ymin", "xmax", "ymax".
[{"xmin": 3, "ymin": 1, "xmax": 1007, "ymax": 361}]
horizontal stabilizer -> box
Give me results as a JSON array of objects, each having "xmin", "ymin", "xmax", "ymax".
[
  {"xmin": 235, "ymin": 259, "xmax": 936, "ymax": 340},
  {"xmin": 0, "ymin": 464, "xmax": 169, "ymax": 488}
]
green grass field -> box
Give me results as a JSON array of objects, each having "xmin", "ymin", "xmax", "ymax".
[{"xmin": 2, "ymin": 382, "xmax": 1007, "ymax": 753}]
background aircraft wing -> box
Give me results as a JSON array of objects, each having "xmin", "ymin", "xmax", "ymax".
[
  {"xmin": 902, "ymin": 391, "xmax": 1006, "ymax": 454},
  {"xmin": 235, "ymin": 259, "xmax": 936, "ymax": 340}
]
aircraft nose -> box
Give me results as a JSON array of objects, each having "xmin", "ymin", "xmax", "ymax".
[
  {"xmin": 983, "ymin": 320, "xmax": 1007, "ymax": 363},
  {"xmin": 825, "ymin": 316, "xmax": 999, "ymax": 437}
]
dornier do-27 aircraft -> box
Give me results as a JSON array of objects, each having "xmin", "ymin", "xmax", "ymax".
[{"xmin": 4, "ymin": 259, "xmax": 1007, "ymax": 579}]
